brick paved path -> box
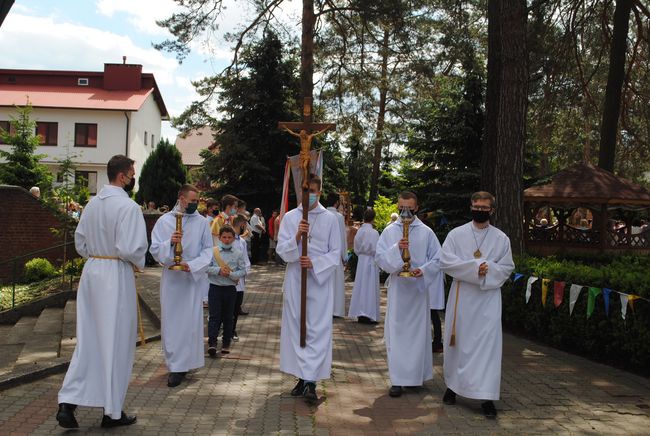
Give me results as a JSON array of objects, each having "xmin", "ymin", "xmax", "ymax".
[{"xmin": 1, "ymin": 264, "xmax": 649, "ymax": 435}]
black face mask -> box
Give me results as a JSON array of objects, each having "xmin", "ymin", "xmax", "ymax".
[
  {"xmin": 123, "ymin": 176, "xmax": 135, "ymax": 193},
  {"xmin": 471, "ymin": 210, "xmax": 491, "ymax": 223}
]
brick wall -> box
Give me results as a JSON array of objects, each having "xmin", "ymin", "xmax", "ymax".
[{"xmin": 0, "ymin": 185, "xmax": 77, "ymax": 281}]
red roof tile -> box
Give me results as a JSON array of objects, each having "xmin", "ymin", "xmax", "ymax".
[
  {"xmin": 175, "ymin": 126, "xmax": 218, "ymax": 166},
  {"xmin": 0, "ymin": 84, "xmax": 153, "ymax": 112}
]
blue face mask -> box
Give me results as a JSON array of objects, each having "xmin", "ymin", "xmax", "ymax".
[
  {"xmin": 229, "ymin": 207, "xmax": 237, "ymax": 216},
  {"xmin": 219, "ymin": 241, "xmax": 233, "ymax": 250},
  {"xmin": 308, "ymin": 193, "xmax": 318, "ymax": 208}
]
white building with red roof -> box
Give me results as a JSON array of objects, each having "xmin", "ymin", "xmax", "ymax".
[{"xmin": 0, "ymin": 61, "xmax": 169, "ymax": 194}]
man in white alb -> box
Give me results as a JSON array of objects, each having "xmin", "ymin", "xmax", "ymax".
[
  {"xmin": 150, "ymin": 184, "xmax": 213, "ymax": 388},
  {"xmin": 56, "ymin": 155, "xmax": 148, "ymax": 429},
  {"xmin": 325, "ymin": 194, "xmax": 347, "ymax": 317},
  {"xmin": 277, "ymin": 175, "xmax": 341, "ymax": 404},
  {"xmin": 375, "ymin": 191, "xmax": 445, "ymax": 398},
  {"xmin": 348, "ymin": 208, "xmax": 380, "ymax": 324},
  {"xmin": 439, "ymin": 191, "xmax": 514, "ymax": 419}
]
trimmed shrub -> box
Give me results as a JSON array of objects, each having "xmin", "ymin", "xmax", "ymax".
[
  {"xmin": 23, "ymin": 258, "xmax": 57, "ymax": 283},
  {"xmin": 503, "ymin": 255, "xmax": 650, "ymax": 375},
  {"xmin": 61, "ymin": 257, "xmax": 86, "ymax": 276}
]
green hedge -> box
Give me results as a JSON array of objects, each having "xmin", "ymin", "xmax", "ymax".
[
  {"xmin": 503, "ymin": 255, "xmax": 650, "ymax": 375},
  {"xmin": 23, "ymin": 258, "xmax": 57, "ymax": 283}
]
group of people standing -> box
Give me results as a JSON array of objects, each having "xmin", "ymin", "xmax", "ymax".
[
  {"xmin": 277, "ymin": 180, "xmax": 514, "ymax": 420},
  {"xmin": 54, "ymin": 155, "xmax": 514, "ymax": 429}
]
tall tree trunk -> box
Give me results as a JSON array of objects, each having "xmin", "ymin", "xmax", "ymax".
[
  {"xmin": 368, "ymin": 29, "xmax": 390, "ymax": 206},
  {"xmin": 482, "ymin": 0, "xmax": 501, "ymax": 194},
  {"xmin": 484, "ymin": 0, "xmax": 527, "ymax": 255},
  {"xmin": 598, "ymin": 0, "xmax": 632, "ymax": 172}
]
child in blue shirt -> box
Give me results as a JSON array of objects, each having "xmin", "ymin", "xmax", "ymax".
[{"xmin": 206, "ymin": 226, "xmax": 247, "ymax": 356}]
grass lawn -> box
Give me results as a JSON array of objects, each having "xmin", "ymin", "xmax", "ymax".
[{"xmin": 0, "ymin": 276, "xmax": 78, "ymax": 311}]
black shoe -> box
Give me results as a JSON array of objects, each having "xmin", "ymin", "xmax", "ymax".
[
  {"xmin": 167, "ymin": 372, "xmax": 184, "ymax": 387},
  {"xmin": 238, "ymin": 309, "xmax": 249, "ymax": 316},
  {"xmin": 208, "ymin": 346, "xmax": 217, "ymax": 358},
  {"xmin": 303, "ymin": 382, "xmax": 317, "ymax": 404},
  {"xmin": 482, "ymin": 401, "xmax": 497, "ymax": 419},
  {"xmin": 432, "ymin": 342, "xmax": 444, "ymax": 353},
  {"xmin": 56, "ymin": 403, "xmax": 79, "ymax": 429},
  {"xmin": 290, "ymin": 379, "xmax": 304, "ymax": 396},
  {"xmin": 101, "ymin": 411, "xmax": 137, "ymax": 428},
  {"xmin": 443, "ymin": 388, "xmax": 456, "ymax": 405},
  {"xmin": 389, "ymin": 385, "xmax": 403, "ymax": 397}
]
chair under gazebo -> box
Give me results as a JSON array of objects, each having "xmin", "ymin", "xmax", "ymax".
[{"xmin": 523, "ymin": 163, "xmax": 650, "ymax": 255}]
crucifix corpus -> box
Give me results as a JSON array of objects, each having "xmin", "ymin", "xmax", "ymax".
[{"xmin": 277, "ymin": 0, "xmax": 335, "ymax": 348}]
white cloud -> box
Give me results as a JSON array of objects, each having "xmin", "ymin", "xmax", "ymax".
[{"xmin": 96, "ymin": 0, "xmax": 180, "ymax": 36}]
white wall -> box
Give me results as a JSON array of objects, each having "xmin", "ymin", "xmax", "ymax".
[{"xmin": 0, "ymin": 97, "xmax": 163, "ymax": 193}]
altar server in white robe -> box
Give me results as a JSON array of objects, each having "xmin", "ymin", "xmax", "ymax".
[
  {"xmin": 376, "ymin": 191, "xmax": 445, "ymax": 398},
  {"xmin": 348, "ymin": 208, "xmax": 381, "ymax": 324},
  {"xmin": 277, "ymin": 175, "xmax": 341, "ymax": 404},
  {"xmin": 325, "ymin": 195, "xmax": 347, "ymax": 317},
  {"xmin": 439, "ymin": 191, "xmax": 514, "ymax": 419},
  {"xmin": 150, "ymin": 184, "xmax": 213, "ymax": 388},
  {"xmin": 57, "ymin": 155, "xmax": 147, "ymax": 429}
]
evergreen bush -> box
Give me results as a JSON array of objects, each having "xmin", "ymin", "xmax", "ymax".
[
  {"xmin": 23, "ymin": 258, "xmax": 58, "ymax": 283},
  {"xmin": 502, "ymin": 255, "xmax": 650, "ymax": 375}
]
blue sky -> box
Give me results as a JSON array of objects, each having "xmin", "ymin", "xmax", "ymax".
[{"xmin": 1, "ymin": 0, "xmax": 301, "ymax": 141}]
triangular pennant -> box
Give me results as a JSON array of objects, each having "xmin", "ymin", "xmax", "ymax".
[
  {"xmin": 514, "ymin": 273, "xmax": 524, "ymax": 282},
  {"xmin": 541, "ymin": 279, "xmax": 551, "ymax": 307},
  {"xmin": 569, "ymin": 284, "xmax": 583, "ymax": 316},
  {"xmin": 620, "ymin": 293, "xmax": 629, "ymax": 320},
  {"xmin": 526, "ymin": 276, "xmax": 538, "ymax": 304},
  {"xmin": 553, "ymin": 281, "xmax": 566, "ymax": 308},
  {"xmin": 602, "ymin": 288, "xmax": 612, "ymax": 317},
  {"xmin": 587, "ymin": 287, "xmax": 601, "ymax": 318},
  {"xmin": 628, "ymin": 295, "xmax": 640, "ymax": 314}
]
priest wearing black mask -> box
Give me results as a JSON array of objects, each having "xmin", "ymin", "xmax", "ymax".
[{"xmin": 438, "ymin": 191, "xmax": 514, "ymax": 419}]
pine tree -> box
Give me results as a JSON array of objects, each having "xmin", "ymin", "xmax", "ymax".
[
  {"xmin": 0, "ymin": 105, "xmax": 53, "ymax": 190},
  {"xmin": 135, "ymin": 139, "xmax": 187, "ymax": 208},
  {"xmin": 200, "ymin": 31, "xmax": 301, "ymax": 212}
]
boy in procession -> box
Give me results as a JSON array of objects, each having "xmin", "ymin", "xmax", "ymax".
[
  {"xmin": 375, "ymin": 191, "xmax": 445, "ymax": 398},
  {"xmin": 276, "ymin": 175, "xmax": 342, "ymax": 404},
  {"xmin": 150, "ymin": 184, "xmax": 213, "ymax": 388},
  {"xmin": 439, "ymin": 191, "xmax": 514, "ymax": 419},
  {"xmin": 231, "ymin": 214, "xmax": 253, "ymax": 342},
  {"xmin": 206, "ymin": 226, "xmax": 248, "ymax": 356},
  {"xmin": 348, "ymin": 208, "xmax": 381, "ymax": 324},
  {"xmin": 56, "ymin": 155, "xmax": 148, "ymax": 429}
]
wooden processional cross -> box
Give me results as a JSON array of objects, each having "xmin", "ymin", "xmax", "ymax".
[{"xmin": 278, "ymin": 0, "xmax": 335, "ymax": 348}]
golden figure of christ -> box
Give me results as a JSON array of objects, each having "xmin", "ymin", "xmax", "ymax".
[{"xmin": 282, "ymin": 126, "xmax": 333, "ymax": 187}]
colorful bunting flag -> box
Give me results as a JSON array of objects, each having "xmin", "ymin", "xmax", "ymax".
[
  {"xmin": 587, "ymin": 287, "xmax": 601, "ymax": 318},
  {"xmin": 602, "ymin": 288, "xmax": 612, "ymax": 317},
  {"xmin": 628, "ymin": 295, "xmax": 640, "ymax": 314},
  {"xmin": 514, "ymin": 273, "xmax": 524, "ymax": 282},
  {"xmin": 620, "ymin": 293, "xmax": 629, "ymax": 320},
  {"xmin": 569, "ymin": 284, "xmax": 583, "ymax": 316},
  {"xmin": 541, "ymin": 279, "xmax": 551, "ymax": 307},
  {"xmin": 526, "ymin": 276, "xmax": 538, "ymax": 304},
  {"xmin": 554, "ymin": 281, "xmax": 566, "ymax": 308}
]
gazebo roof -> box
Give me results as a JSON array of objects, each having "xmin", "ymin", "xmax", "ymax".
[{"xmin": 524, "ymin": 163, "xmax": 650, "ymax": 206}]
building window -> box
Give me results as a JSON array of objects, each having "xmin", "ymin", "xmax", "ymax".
[
  {"xmin": 36, "ymin": 122, "xmax": 58, "ymax": 146},
  {"xmin": 75, "ymin": 123, "xmax": 98, "ymax": 147},
  {"xmin": 75, "ymin": 171, "xmax": 98, "ymax": 195},
  {"xmin": 151, "ymin": 134, "xmax": 155, "ymax": 147},
  {"xmin": 144, "ymin": 130, "xmax": 148, "ymax": 145}
]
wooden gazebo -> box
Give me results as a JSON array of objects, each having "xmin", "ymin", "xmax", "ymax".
[{"xmin": 523, "ymin": 163, "xmax": 650, "ymax": 255}]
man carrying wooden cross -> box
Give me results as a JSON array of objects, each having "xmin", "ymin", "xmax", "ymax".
[{"xmin": 276, "ymin": 172, "xmax": 341, "ymax": 405}]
